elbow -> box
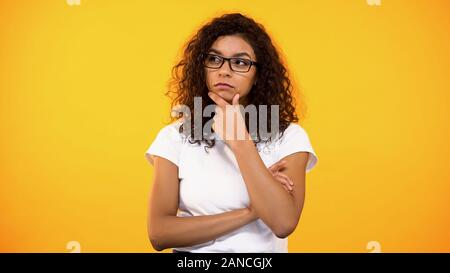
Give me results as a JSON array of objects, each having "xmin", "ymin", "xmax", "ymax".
[
  {"xmin": 272, "ymin": 222, "xmax": 297, "ymax": 239},
  {"xmin": 148, "ymin": 227, "xmax": 167, "ymax": 252},
  {"xmin": 149, "ymin": 237, "xmax": 165, "ymax": 252},
  {"xmin": 273, "ymin": 228, "xmax": 294, "ymax": 239},
  {"xmin": 257, "ymin": 211, "xmax": 300, "ymax": 239},
  {"xmin": 271, "ymin": 208, "xmax": 303, "ymax": 238}
]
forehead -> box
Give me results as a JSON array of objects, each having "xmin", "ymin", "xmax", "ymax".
[{"xmin": 209, "ymin": 35, "xmax": 256, "ymax": 59}]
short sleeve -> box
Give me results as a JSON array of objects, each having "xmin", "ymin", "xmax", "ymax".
[
  {"xmin": 144, "ymin": 123, "xmax": 183, "ymax": 167},
  {"xmin": 276, "ymin": 124, "xmax": 318, "ymax": 173}
]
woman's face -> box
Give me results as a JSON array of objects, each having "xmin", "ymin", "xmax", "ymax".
[{"xmin": 205, "ymin": 35, "xmax": 257, "ymax": 105}]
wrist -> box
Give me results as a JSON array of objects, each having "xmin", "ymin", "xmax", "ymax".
[
  {"xmin": 245, "ymin": 207, "xmax": 258, "ymax": 222},
  {"xmin": 229, "ymin": 138, "xmax": 254, "ymax": 153}
]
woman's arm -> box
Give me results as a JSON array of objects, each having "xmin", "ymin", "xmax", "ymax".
[
  {"xmin": 207, "ymin": 92, "xmax": 309, "ymax": 238},
  {"xmin": 231, "ymin": 143, "xmax": 309, "ymax": 239},
  {"xmin": 146, "ymin": 155, "xmax": 258, "ymax": 251}
]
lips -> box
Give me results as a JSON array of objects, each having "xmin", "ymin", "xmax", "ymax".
[{"xmin": 214, "ymin": 82, "xmax": 234, "ymax": 88}]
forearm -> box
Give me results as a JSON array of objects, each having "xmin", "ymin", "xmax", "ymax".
[
  {"xmin": 231, "ymin": 141, "xmax": 298, "ymax": 236},
  {"xmin": 149, "ymin": 208, "xmax": 256, "ymax": 251}
]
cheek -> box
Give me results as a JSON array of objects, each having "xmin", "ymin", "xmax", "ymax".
[
  {"xmin": 204, "ymin": 72, "xmax": 211, "ymax": 88},
  {"xmin": 240, "ymin": 75, "xmax": 256, "ymax": 92},
  {"xmin": 206, "ymin": 71, "xmax": 215, "ymax": 85}
]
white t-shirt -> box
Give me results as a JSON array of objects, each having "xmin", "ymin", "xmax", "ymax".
[{"xmin": 145, "ymin": 119, "xmax": 318, "ymax": 253}]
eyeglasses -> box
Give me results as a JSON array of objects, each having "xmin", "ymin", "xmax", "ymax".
[{"xmin": 203, "ymin": 53, "xmax": 258, "ymax": 73}]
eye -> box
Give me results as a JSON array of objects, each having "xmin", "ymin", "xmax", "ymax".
[
  {"xmin": 232, "ymin": 58, "xmax": 251, "ymax": 66},
  {"xmin": 207, "ymin": 54, "xmax": 222, "ymax": 63}
]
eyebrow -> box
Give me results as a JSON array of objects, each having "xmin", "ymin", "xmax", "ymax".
[{"xmin": 208, "ymin": 48, "xmax": 252, "ymax": 59}]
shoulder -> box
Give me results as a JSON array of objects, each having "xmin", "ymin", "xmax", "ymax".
[
  {"xmin": 278, "ymin": 123, "xmax": 310, "ymax": 142},
  {"xmin": 145, "ymin": 119, "xmax": 186, "ymax": 166},
  {"xmin": 156, "ymin": 119, "xmax": 184, "ymax": 141},
  {"xmin": 275, "ymin": 123, "xmax": 318, "ymax": 172}
]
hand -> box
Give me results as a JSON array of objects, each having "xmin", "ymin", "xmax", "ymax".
[
  {"xmin": 207, "ymin": 92, "xmax": 251, "ymax": 150},
  {"xmin": 268, "ymin": 159, "xmax": 294, "ymax": 193},
  {"xmin": 245, "ymin": 160, "xmax": 293, "ymax": 222}
]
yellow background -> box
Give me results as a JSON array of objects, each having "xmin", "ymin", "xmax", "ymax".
[{"xmin": 1, "ymin": 0, "xmax": 449, "ymax": 252}]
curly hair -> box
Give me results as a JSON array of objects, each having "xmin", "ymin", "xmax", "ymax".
[{"xmin": 165, "ymin": 12, "xmax": 303, "ymax": 151}]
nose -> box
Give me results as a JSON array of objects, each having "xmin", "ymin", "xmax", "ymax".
[{"xmin": 218, "ymin": 59, "xmax": 232, "ymax": 77}]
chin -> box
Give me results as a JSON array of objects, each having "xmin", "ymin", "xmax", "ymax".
[{"xmin": 214, "ymin": 90, "xmax": 234, "ymax": 101}]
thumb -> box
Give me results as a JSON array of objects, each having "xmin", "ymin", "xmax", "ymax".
[{"xmin": 232, "ymin": 93, "xmax": 240, "ymax": 105}]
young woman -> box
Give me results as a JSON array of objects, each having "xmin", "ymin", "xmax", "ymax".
[{"xmin": 144, "ymin": 13, "xmax": 318, "ymax": 253}]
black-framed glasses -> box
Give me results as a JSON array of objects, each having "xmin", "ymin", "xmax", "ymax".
[{"xmin": 203, "ymin": 53, "xmax": 258, "ymax": 73}]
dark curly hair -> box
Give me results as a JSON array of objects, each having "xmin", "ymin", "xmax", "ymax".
[{"xmin": 165, "ymin": 13, "xmax": 303, "ymax": 151}]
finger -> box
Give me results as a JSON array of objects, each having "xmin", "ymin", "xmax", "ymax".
[
  {"xmin": 268, "ymin": 161, "xmax": 281, "ymax": 172},
  {"xmin": 276, "ymin": 172, "xmax": 294, "ymax": 186},
  {"xmin": 281, "ymin": 184, "xmax": 291, "ymax": 192},
  {"xmin": 232, "ymin": 93, "xmax": 240, "ymax": 106},
  {"xmin": 268, "ymin": 163, "xmax": 279, "ymax": 172},
  {"xmin": 274, "ymin": 174, "xmax": 293, "ymax": 191},
  {"xmin": 274, "ymin": 173, "xmax": 293, "ymax": 190},
  {"xmin": 281, "ymin": 182, "xmax": 293, "ymax": 192},
  {"xmin": 208, "ymin": 92, "xmax": 229, "ymax": 108},
  {"xmin": 268, "ymin": 164, "xmax": 277, "ymax": 173},
  {"xmin": 268, "ymin": 160, "xmax": 287, "ymax": 172},
  {"xmin": 274, "ymin": 160, "xmax": 287, "ymax": 172}
]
